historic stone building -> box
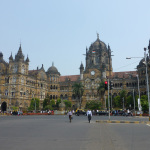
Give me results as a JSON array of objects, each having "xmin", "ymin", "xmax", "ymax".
[{"xmin": 0, "ymin": 35, "xmax": 149, "ymax": 112}]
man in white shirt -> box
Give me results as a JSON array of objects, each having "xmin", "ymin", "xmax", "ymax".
[{"xmin": 87, "ymin": 110, "xmax": 92, "ymax": 123}]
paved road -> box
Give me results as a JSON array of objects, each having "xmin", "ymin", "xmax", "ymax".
[{"xmin": 0, "ymin": 115, "xmax": 150, "ymax": 150}]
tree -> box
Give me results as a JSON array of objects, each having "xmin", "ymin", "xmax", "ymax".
[
  {"xmin": 126, "ymin": 95, "xmax": 133, "ymax": 109},
  {"xmin": 50, "ymin": 99, "xmax": 55, "ymax": 107},
  {"xmin": 126, "ymin": 95, "xmax": 138, "ymax": 110},
  {"xmin": 113, "ymin": 95, "xmax": 121, "ymax": 108},
  {"xmin": 72, "ymin": 82, "xmax": 84, "ymax": 108},
  {"xmin": 141, "ymin": 95, "xmax": 148, "ymax": 113},
  {"xmin": 56, "ymin": 98, "xmax": 61, "ymax": 109},
  {"xmin": 28, "ymin": 98, "xmax": 40, "ymax": 112},
  {"xmin": 85, "ymin": 100, "xmax": 101, "ymax": 110},
  {"xmin": 97, "ymin": 80, "xmax": 105, "ymax": 95},
  {"xmin": 63, "ymin": 100, "xmax": 72, "ymax": 110},
  {"xmin": 43, "ymin": 95, "xmax": 50, "ymax": 109},
  {"xmin": 120, "ymin": 90, "xmax": 127, "ymax": 107}
]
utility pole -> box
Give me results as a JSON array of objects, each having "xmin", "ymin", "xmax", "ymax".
[
  {"xmin": 133, "ymin": 89, "xmax": 135, "ymax": 115},
  {"xmin": 144, "ymin": 48, "xmax": 150, "ymax": 121},
  {"xmin": 108, "ymin": 79, "xmax": 110, "ymax": 121},
  {"xmin": 122, "ymin": 97, "xmax": 124, "ymax": 110}
]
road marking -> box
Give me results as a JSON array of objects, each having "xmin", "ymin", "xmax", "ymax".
[{"xmin": 146, "ymin": 124, "xmax": 150, "ymax": 127}]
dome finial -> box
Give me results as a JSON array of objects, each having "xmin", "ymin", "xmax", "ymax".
[
  {"xmin": 97, "ymin": 32, "xmax": 99, "ymax": 39},
  {"xmin": 52, "ymin": 62, "xmax": 54, "ymax": 66}
]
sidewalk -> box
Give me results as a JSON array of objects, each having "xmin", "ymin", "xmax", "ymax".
[{"xmin": 96, "ymin": 120, "xmax": 150, "ymax": 124}]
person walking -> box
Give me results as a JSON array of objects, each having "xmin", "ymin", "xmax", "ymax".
[
  {"xmin": 68, "ymin": 110, "xmax": 72, "ymax": 123},
  {"xmin": 87, "ymin": 109, "xmax": 92, "ymax": 123}
]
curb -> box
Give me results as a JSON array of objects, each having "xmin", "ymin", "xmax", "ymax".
[{"xmin": 96, "ymin": 120, "xmax": 150, "ymax": 124}]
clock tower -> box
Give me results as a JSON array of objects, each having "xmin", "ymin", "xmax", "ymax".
[{"xmin": 80, "ymin": 34, "xmax": 113, "ymax": 108}]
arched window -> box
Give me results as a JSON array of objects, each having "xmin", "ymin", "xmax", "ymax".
[
  {"xmin": 60, "ymin": 94, "xmax": 63, "ymax": 99},
  {"xmin": 21, "ymin": 77, "xmax": 24, "ymax": 84},
  {"xmin": 65, "ymin": 94, "xmax": 68, "ymax": 100},
  {"xmin": 50, "ymin": 95, "xmax": 52, "ymax": 99},
  {"xmin": 12, "ymin": 77, "xmax": 16, "ymax": 83},
  {"xmin": 26, "ymin": 90, "xmax": 29, "ymax": 97},
  {"xmin": 5, "ymin": 89, "xmax": 8, "ymax": 96}
]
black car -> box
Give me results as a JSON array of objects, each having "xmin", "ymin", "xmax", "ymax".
[
  {"xmin": 75, "ymin": 109, "xmax": 86, "ymax": 116},
  {"xmin": 96, "ymin": 111, "xmax": 108, "ymax": 116}
]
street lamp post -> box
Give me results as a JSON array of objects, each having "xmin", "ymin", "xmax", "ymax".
[
  {"xmin": 34, "ymin": 96, "xmax": 36, "ymax": 113},
  {"xmin": 144, "ymin": 48, "xmax": 150, "ymax": 121},
  {"xmin": 0, "ymin": 93, "xmax": 1, "ymax": 113},
  {"xmin": 126, "ymin": 46, "xmax": 150, "ymax": 120},
  {"xmin": 107, "ymin": 79, "xmax": 110, "ymax": 121},
  {"xmin": 136, "ymin": 74, "xmax": 142, "ymax": 112},
  {"xmin": 122, "ymin": 97, "xmax": 124, "ymax": 110},
  {"xmin": 133, "ymin": 89, "xmax": 135, "ymax": 115}
]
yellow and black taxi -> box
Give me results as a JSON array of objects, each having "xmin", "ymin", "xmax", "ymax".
[{"xmin": 75, "ymin": 109, "xmax": 86, "ymax": 116}]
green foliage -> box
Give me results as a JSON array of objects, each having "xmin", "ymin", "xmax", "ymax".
[
  {"xmin": 126, "ymin": 95, "xmax": 138, "ymax": 109},
  {"xmin": 120, "ymin": 90, "xmax": 126, "ymax": 99},
  {"xmin": 43, "ymin": 95, "xmax": 50, "ymax": 108},
  {"xmin": 85, "ymin": 101, "xmax": 101, "ymax": 110},
  {"xmin": 120, "ymin": 90, "xmax": 127, "ymax": 106},
  {"xmin": 97, "ymin": 80, "xmax": 105, "ymax": 94},
  {"xmin": 50, "ymin": 99, "xmax": 55, "ymax": 106},
  {"xmin": 72, "ymin": 82, "xmax": 84, "ymax": 98},
  {"xmin": 63, "ymin": 100, "xmax": 72, "ymax": 109},
  {"xmin": 44, "ymin": 105, "xmax": 53, "ymax": 110},
  {"xmin": 113, "ymin": 96, "xmax": 121, "ymax": 108},
  {"xmin": 141, "ymin": 95, "xmax": 148, "ymax": 112},
  {"xmin": 126, "ymin": 95, "xmax": 133, "ymax": 108},
  {"xmin": 72, "ymin": 82, "xmax": 84, "ymax": 108},
  {"xmin": 28, "ymin": 98, "xmax": 40, "ymax": 111},
  {"xmin": 43, "ymin": 94, "xmax": 58, "ymax": 110},
  {"xmin": 56, "ymin": 98, "xmax": 61, "ymax": 108},
  {"xmin": 12, "ymin": 106, "xmax": 19, "ymax": 111}
]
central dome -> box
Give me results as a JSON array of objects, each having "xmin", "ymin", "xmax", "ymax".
[
  {"xmin": 89, "ymin": 34, "xmax": 107, "ymax": 51},
  {"xmin": 47, "ymin": 63, "xmax": 60, "ymax": 75}
]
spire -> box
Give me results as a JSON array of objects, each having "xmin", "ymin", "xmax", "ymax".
[
  {"xmin": 15, "ymin": 44, "xmax": 24, "ymax": 61},
  {"xmin": 52, "ymin": 62, "xmax": 54, "ymax": 66},
  {"xmin": 80, "ymin": 62, "xmax": 84, "ymax": 70},
  {"xmin": 108, "ymin": 43, "xmax": 110, "ymax": 50},
  {"xmin": 148, "ymin": 39, "xmax": 150, "ymax": 58},
  {"xmin": 0, "ymin": 52, "xmax": 3, "ymax": 59},
  {"xmin": 9, "ymin": 52, "xmax": 13, "ymax": 61},
  {"xmin": 26, "ymin": 55, "xmax": 29, "ymax": 62}
]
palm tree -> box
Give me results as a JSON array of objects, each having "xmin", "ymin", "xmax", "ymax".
[
  {"xmin": 97, "ymin": 80, "xmax": 105, "ymax": 107},
  {"xmin": 72, "ymin": 82, "xmax": 84, "ymax": 108},
  {"xmin": 97, "ymin": 80, "xmax": 105, "ymax": 96}
]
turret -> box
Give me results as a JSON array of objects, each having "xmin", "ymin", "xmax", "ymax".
[
  {"xmin": 9, "ymin": 52, "xmax": 13, "ymax": 62},
  {"xmin": 26, "ymin": 55, "xmax": 29, "ymax": 63},
  {"xmin": 80, "ymin": 62, "xmax": 84, "ymax": 80},
  {"xmin": 15, "ymin": 44, "xmax": 24, "ymax": 61},
  {"xmin": 148, "ymin": 40, "xmax": 150, "ymax": 58}
]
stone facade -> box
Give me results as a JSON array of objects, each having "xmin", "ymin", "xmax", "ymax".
[{"xmin": 0, "ymin": 36, "xmax": 149, "ymax": 111}]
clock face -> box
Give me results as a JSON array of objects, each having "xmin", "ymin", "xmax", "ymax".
[{"xmin": 91, "ymin": 71, "xmax": 95, "ymax": 75}]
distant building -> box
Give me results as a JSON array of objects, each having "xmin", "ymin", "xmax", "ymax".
[{"xmin": 0, "ymin": 35, "xmax": 149, "ymax": 111}]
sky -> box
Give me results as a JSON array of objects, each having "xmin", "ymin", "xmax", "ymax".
[{"xmin": 1, "ymin": 0, "xmax": 150, "ymax": 76}]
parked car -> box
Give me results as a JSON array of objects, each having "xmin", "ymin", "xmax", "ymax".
[
  {"xmin": 96, "ymin": 110, "xmax": 108, "ymax": 116},
  {"xmin": 112, "ymin": 110, "xmax": 125, "ymax": 116},
  {"xmin": 75, "ymin": 109, "xmax": 86, "ymax": 116}
]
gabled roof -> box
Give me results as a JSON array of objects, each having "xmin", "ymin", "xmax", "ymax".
[
  {"xmin": 60, "ymin": 75, "xmax": 80, "ymax": 82},
  {"xmin": 111, "ymin": 71, "xmax": 137, "ymax": 79},
  {"xmin": 28, "ymin": 70, "xmax": 38, "ymax": 76}
]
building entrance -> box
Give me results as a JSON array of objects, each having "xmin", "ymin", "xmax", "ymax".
[{"xmin": 1, "ymin": 102, "xmax": 7, "ymax": 112}]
